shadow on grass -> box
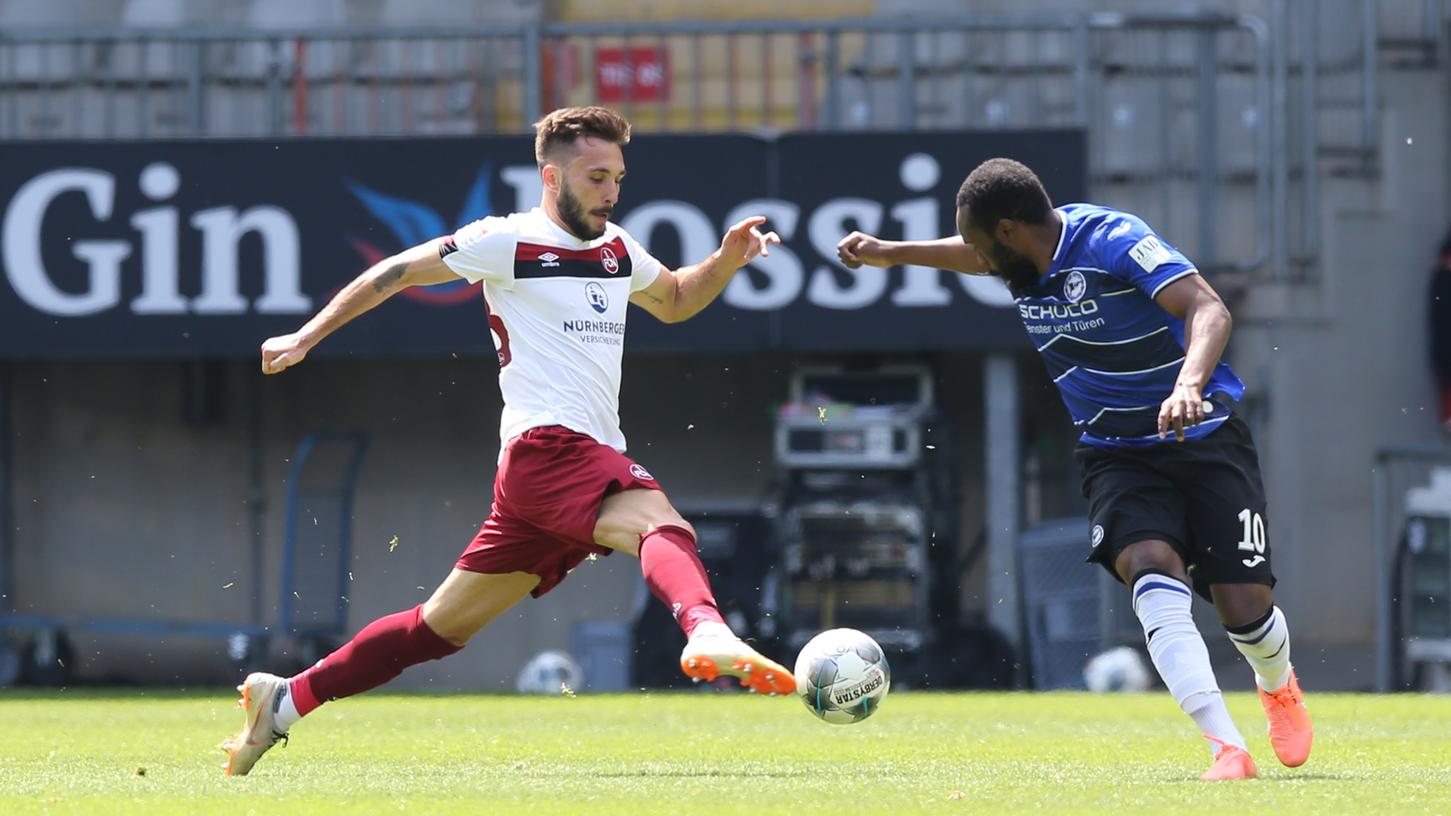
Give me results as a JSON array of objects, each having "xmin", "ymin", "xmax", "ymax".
[
  {"xmin": 1156, "ymin": 771, "xmax": 1364, "ymax": 784},
  {"xmin": 1261, "ymin": 772, "xmax": 1365, "ymax": 782}
]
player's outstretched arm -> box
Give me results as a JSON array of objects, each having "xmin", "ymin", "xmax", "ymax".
[
  {"xmin": 836, "ymin": 232, "xmax": 990, "ymax": 276},
  {"xmin": 630, "ymin": 216, "xmax": 781, "ymax": 323},
  {"xmin": 1154, "ymin": 274, "xmax": 1233, "ymax": 440},
  {"xmin": 260, "ymin": 239, "xmax": 460, "ymax": 374}
]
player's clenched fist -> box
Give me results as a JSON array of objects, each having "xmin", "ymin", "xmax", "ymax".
[
  {"xmin": 260, "ymin": 333, "xmax": 311, "ymax": 375},
  {"xmin": 836, "ymin": 231, "xmax": 890, "ymax": 269}
]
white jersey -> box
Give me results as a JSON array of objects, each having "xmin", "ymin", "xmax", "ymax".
[{"xmin": 439, "ymin": 208, "xmax": 663, "ymax": 452}]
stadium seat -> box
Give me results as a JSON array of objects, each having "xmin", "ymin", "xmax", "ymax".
[
  {"xmin": 245, "ymin": 0, "xmax": 345, "ymax": 28},
  {"xmin": 551, "ymin": 0, "xmax": 870, "ymax": 23},
  {"xmin": 369, "ymin": 0, "xmax": 543, "ymax": 27}
]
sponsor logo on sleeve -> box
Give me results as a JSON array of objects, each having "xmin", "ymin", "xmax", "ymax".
[{"xmin": 1128, "ymin": 235, "xmax": 1173, "ymax": 273}]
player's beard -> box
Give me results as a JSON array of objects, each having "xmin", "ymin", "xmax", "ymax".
[
  {"xmin": 558, "ymin": 182, "xmax": 607, "ymax": 240},
  {"xmin": 985, "ymin": 241, "xmax": 1040, "ymax": 295}
]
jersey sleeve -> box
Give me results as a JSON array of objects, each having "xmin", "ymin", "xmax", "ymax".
[
  {"xmin": 440, "ymin": 216, "xmax": 517, "ymax": 287},
  {"xmin": 1099, "ymin": 215, "xmax": 1198, "ymax": 299},
  {"xmin": 618, "ymin": 229, "xmax": 664, "ymax": 293}
]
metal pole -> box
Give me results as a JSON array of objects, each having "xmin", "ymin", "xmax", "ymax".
[
  {"xmin": 2, "ymin": 44, "xmax": 15, "ymax": 138},
  {"xmin": 188, "ymin": 40, "xmax": 205, "ymax": 136},
  {"xmin": 520, "ymin": 25, "xmax": 540, "ymax": 126},
  {"xmin": 985, "ymin": 355, "xmax": 1022, "ymax": 682},
  {"xmin": 0, "ymin": 363, "xmax": 12, "ymax": 613},
  {"xmin": 897, "ymin": 29, "xmax": 915, "ymax": 128},
  {"xmin": 1073, "ymin": 20, "xmax": 1091, "ymax": 127},
  {"xmin": 1363, "ymin": 0, "xmax": 1379, "ymax": 160},
  {"xmin": 139, "ymin": 35, "xmax": 151, "ymax": 138},
  {"xmin": 825, "ymin": 29, "xmax": 840, "ymax": 128},
  {"xmin": 72, "ymin": 39, "xmax": 83, "ymax": 137},
  {"xmin": 1272, "ymin": 0, "xmax": 1290, "ymax": 281},
  {"xmin": 266, "ymin": 37, "xmax": 284, "ymax": 137},
  {"xmin": 1373, "ymin": 455, "xmax": 1391, "ymax": 692},
  {"xmin": 1195, "ymin": 27, "xmax": 1218, "ymax": 268},
  {"xmin": 1301, "ymin": 0, "xmax": 1320, "ymax": 278}
]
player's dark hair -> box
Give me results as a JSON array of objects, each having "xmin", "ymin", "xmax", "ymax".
[
  {"xmin": 955, "ymin": 158, "xmax": 1053, "ymax": 234},
  {"xmin": 533, "ymin": 106, "xmax": 632, "ymax": 167}
]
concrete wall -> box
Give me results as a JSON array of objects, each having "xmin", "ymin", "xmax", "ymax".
[{"xmin": 1227, "ymin": 62, "xmax": 1451, "ymax": 688}]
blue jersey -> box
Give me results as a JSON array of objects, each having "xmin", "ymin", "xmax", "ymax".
[{"xmin": 1017, "ymin": 203, "xmax": 1244, "ymax": 448}]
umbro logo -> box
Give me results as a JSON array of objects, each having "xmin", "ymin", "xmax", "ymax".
[{"xmin": 539, "ymin": 252, "xmax": 561, "ymax": 268}]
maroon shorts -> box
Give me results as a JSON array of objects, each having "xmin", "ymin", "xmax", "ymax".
[{"xmin": 457, "ymin": 425, "xmax": 661, "ymax": 597}]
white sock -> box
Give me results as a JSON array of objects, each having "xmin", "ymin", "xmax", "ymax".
[
  {"xmin": 274, "ymin": 682, "xmax": 301, "ymax": 732},
  {"xmin": 1132, "ymin": 573, "xmax": 1245, "ymax": 752},
  {"xmin": 689, "ymin": 621, "xmax": 736, "ymax": 641},
  {"xmin": 1185, "ymin": 691, "xmax": 1246, "ymax": 755},
  {"xmin": 1226, "ymin": 605, "xmax": 1293, "ymax": 692}
]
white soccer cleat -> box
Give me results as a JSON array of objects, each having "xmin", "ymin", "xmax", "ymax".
[
  {"xmin": 679, "ymin": 634, "xmax": 796, "ymax": 696},
  {"xmin": 220, "ymin": 672, "xmax": 289, "ymax": 776}
]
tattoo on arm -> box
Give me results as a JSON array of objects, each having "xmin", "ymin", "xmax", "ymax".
[
  {"xmin": 372, "ymin": 262, "xmax": 408, "ymax": 293},
  {"xmin": 643, "ymin": 293, "xmax": 664, "ymax": 305}
]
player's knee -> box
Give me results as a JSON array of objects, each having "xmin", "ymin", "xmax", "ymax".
[
  {"xmin": 645, "ymin": 517, "xmax": 695, "ymax": 541},
  {"xmin": 421, "ymin": 596, "xmax": 480, "ymax": 646},
  {"xmin": 1114, "ymin": 539, "xmax": 1187, "ymax": 585}
]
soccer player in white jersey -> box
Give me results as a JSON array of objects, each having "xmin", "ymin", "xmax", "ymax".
[{"xmin": 222, "ymin": 106, "xmax": 791, "ymax": 775}]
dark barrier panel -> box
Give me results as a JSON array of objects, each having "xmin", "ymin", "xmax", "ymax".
[{"xmin": 0, "ymin": 131, "xmax": 1084, "ymax": 357}]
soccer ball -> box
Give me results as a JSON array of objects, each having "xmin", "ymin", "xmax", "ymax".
[
  {"xmin": 794, "ymin": 628, "xmax": 891, "ymax": 724},
  {"xmin": 516, "ymin": 650, "xmax": 584, "ymax": 694},
  {"xmin": 1082, "ymin": 646, "xmax": 1151, "ymax": 693}
]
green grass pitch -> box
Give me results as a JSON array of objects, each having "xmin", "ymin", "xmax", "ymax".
[{"xmin": 2, "ymin": 689, "xmax": 1449, "ymax": 814}]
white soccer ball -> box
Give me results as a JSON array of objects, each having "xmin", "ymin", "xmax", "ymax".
[
  {"xmin": 516, "ymin": 650, "xmax": 584, "ymax": 694},
  {"xmin": 794, "ymin": 628, "xmax": 891, "ymax": 724},
  {"xmin": 1083, "ymin": 646, "xmax": 1151, "ymax": 693}
]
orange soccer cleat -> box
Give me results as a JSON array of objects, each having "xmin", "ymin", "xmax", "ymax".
[
  {"xmin": 220, "ymin": 672, "xmax": 290, "ymax": 776},
  {"xmin": 1259, "ymin": 669, "xmax": 1314, "ymax": 767},
  {"xmin": 1200, "ymin": 736, "xmax": 1259, "ymax": 781},
  {"xmin": 680, "ymin": 634, "xmax": 796, "ymax": 696}
]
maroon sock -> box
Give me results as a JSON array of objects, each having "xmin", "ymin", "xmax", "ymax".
[
  {"xmin": 289, "ymin": 604, "xmax": 461, "ymax": 715},
  {"xmin": 639, "ymin": 524, "xmax": 726, "ymax": 638}
]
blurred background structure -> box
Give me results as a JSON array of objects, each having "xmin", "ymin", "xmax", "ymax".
[{"xmin": 0, "ymin": 0, "xmax": 1447, "ymax": 695}]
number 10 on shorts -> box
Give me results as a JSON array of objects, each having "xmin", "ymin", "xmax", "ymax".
[{"xmin": 1237, "ymin": 508, "xmax": 1266, "ymax": 568}]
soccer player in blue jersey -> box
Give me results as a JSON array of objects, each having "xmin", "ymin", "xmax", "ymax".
[{"xmin": 837, "ymin": 158, "xmax": 1312, "ymax": 781}]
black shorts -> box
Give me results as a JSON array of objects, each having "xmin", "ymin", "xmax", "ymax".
[{"xmin": 1076, "ymin": 414, "xmax": 1275, "ymax": 600}]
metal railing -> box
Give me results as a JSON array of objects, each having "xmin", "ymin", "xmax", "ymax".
[
  {"xmin": 1372, "ymin": 447, "xmax": 1451, "ymax": 692},
  {"xmin": 0, "ymin": 3, "xmax": 1393, "ymax": 280}
]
